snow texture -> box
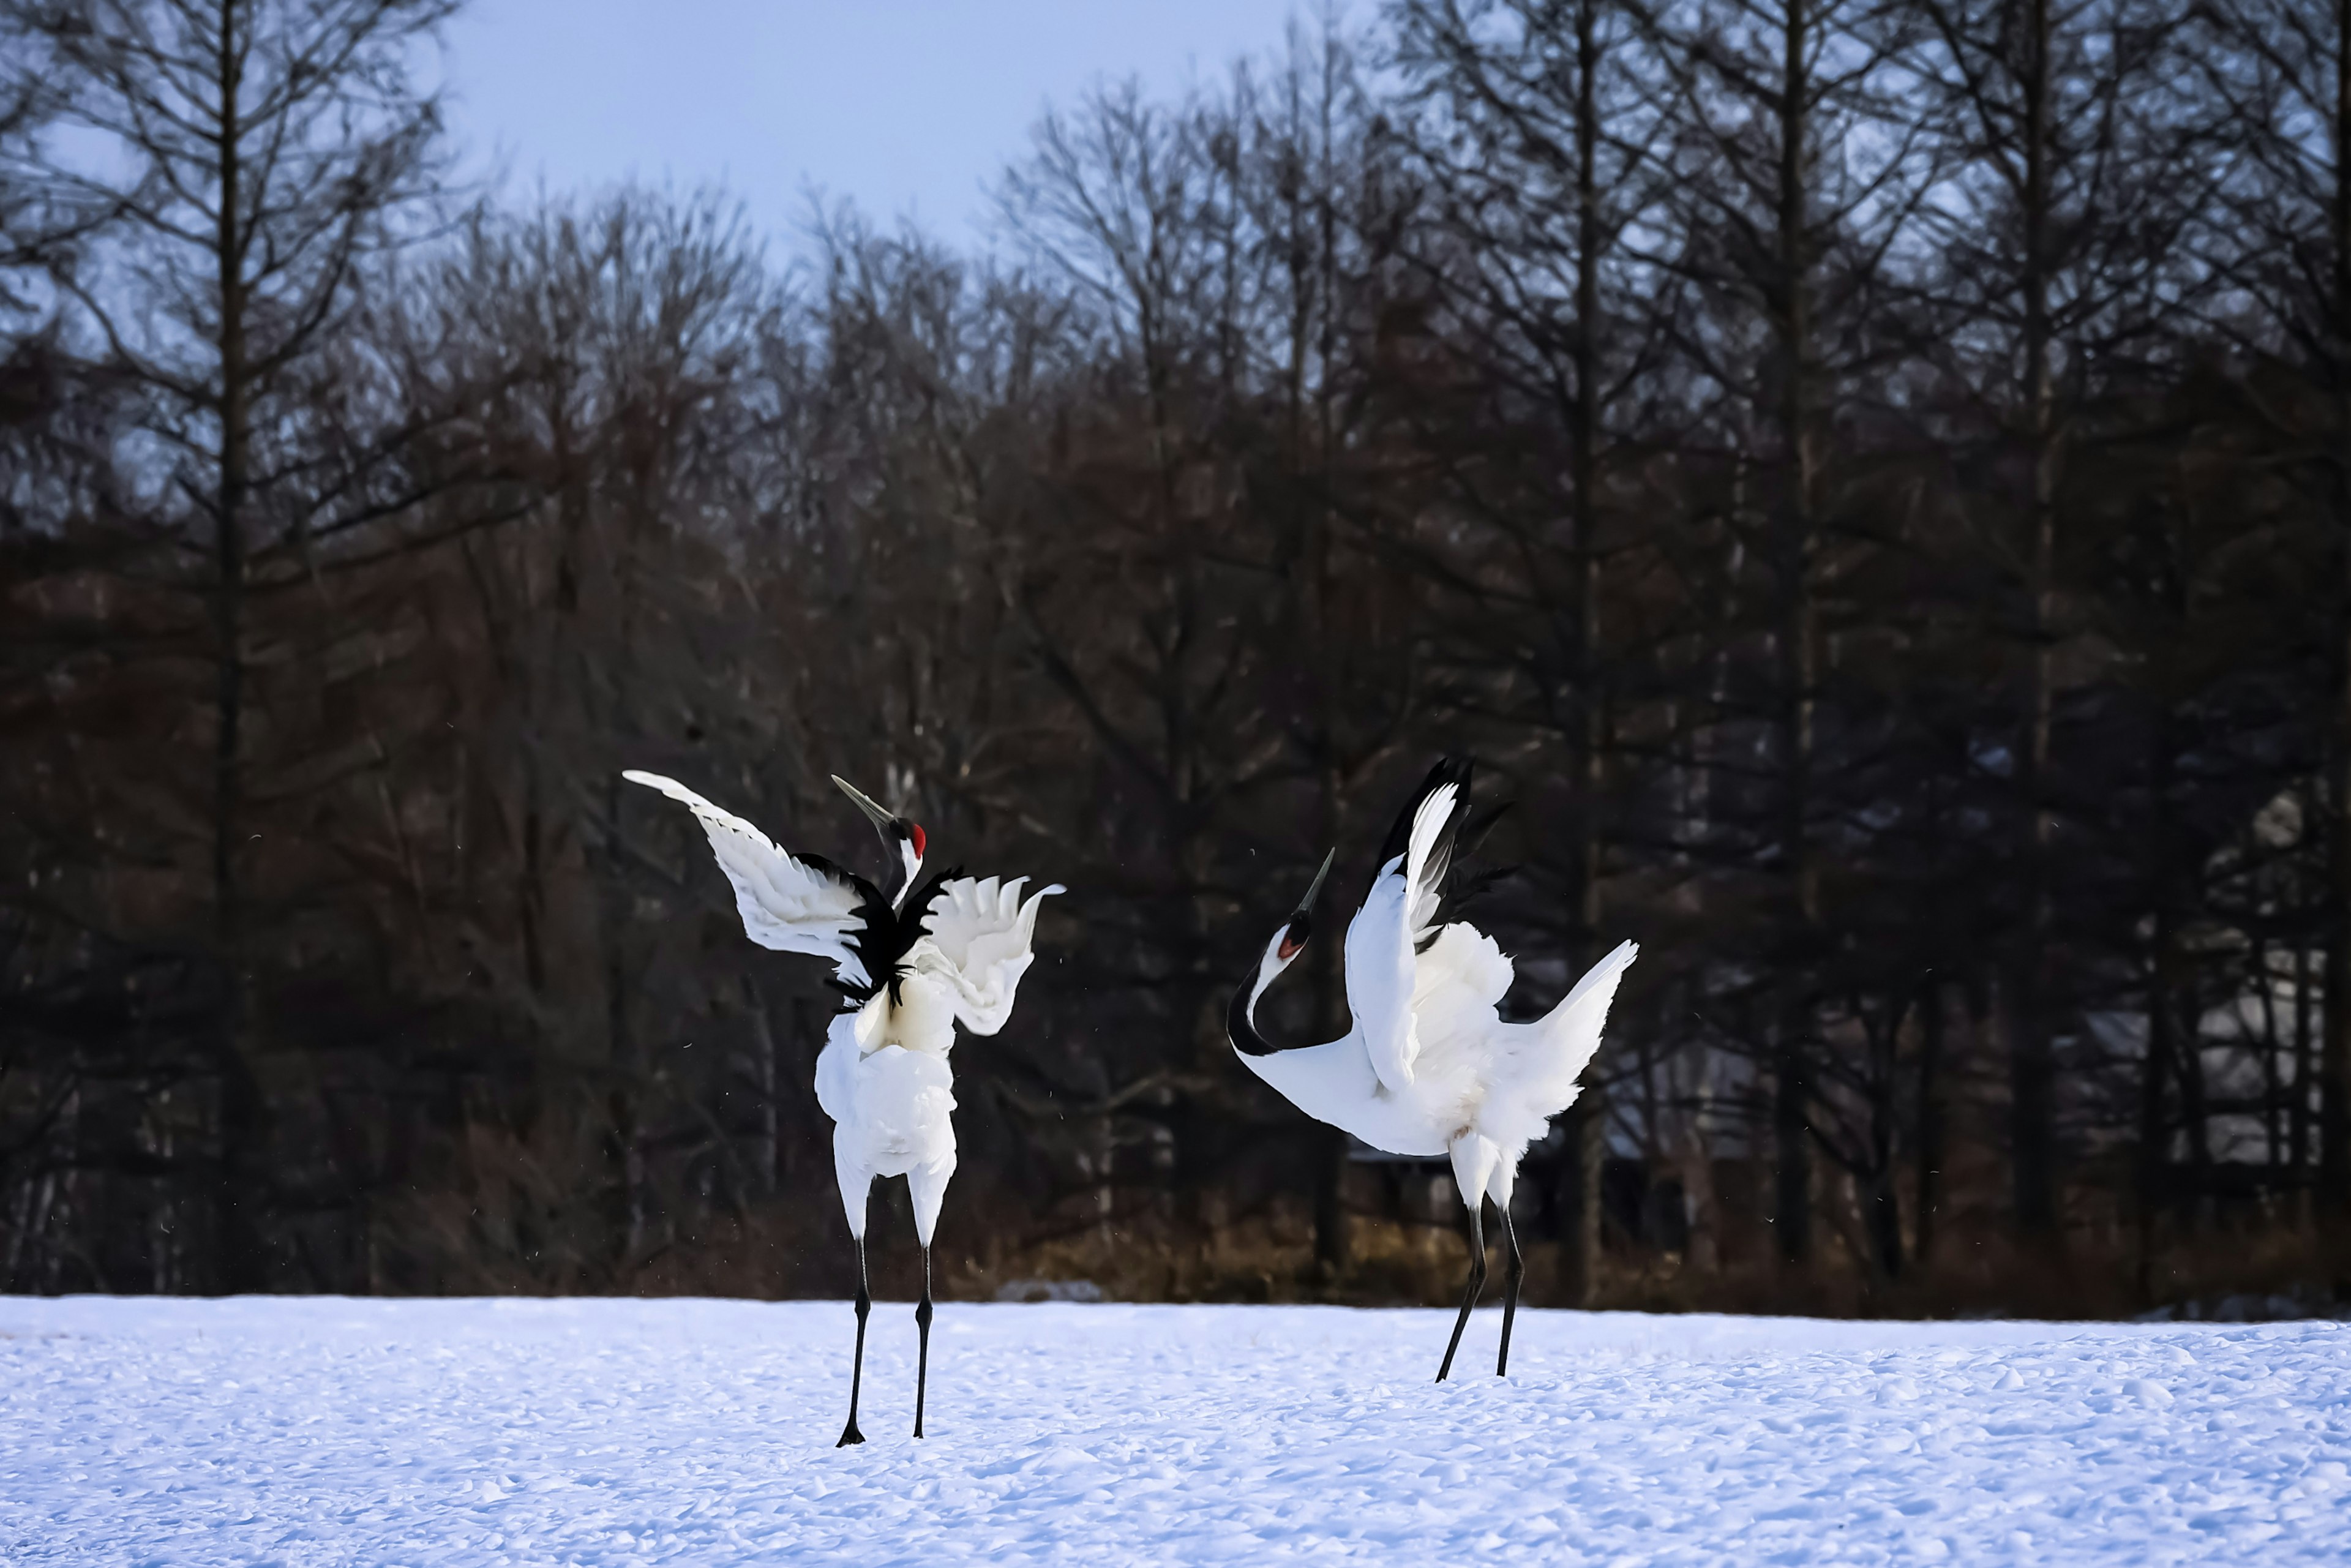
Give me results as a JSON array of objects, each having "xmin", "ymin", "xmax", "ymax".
[{"xmin": 4, "ymin": 1295, "xmax": 2348, "ymax": 1564}]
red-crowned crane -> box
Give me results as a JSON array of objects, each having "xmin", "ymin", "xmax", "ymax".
[
  {"xmin": 1228, "ymin": 759, "xmax": 1638, "ymax": 1382},
  {"xmin": 623, "ymin": 769, "xmax": 1061, "ymax": 1445}
]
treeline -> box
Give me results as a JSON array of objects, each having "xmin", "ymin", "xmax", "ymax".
[{"xmin": 1, "ymin": 0, "xmax": 2345, "ymax": 1315}]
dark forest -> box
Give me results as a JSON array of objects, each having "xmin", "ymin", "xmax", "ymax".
[{"xmin": 2, "ymin": 0, "xmax": 2347, "ymax": 1317}]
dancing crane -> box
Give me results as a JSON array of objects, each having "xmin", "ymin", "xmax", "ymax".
[
  {"xmin": 623, "ymin": 769, "xmax": 1062, "ymax": 1444},
  {"xmin": 1228, "ymin": 759, "xmax": 1637, "ymax": 1382}
]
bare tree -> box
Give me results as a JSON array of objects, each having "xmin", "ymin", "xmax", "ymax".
[
  {"xmin": 2, "ymin": 0, "xmax": 2344, "ymax": 1315},
  {"xmin": 2194, "ymin": 0, "xmax": 2351, "ymax": 1221},
  {"xmin": 1904, "ymin": 0, "xmax": 2219, "ymax": 1245},
  {"xmin": 1641, "ymin": 0, "xmax": 1933, "ymax": 1266},
  {"xmin": 1389, "ymin": 0, "xmax": 1678, "ymax": 1299},
  {"xmin": 2, "ymin": 0, "xmax": 456, "ymax": 1286}
]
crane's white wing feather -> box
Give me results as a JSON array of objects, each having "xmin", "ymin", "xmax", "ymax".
[
  {"xmin": 907, "ymin": 874, "xmax": 1063, "ymax": 1036},
  {"xmin": 1401, "ymin": 776, "xmax": 1458, "ymax": 942},
  {"xmin": 1345, "ymin": 778, "xmax": 1461, "ymax": 1093},
  {"xmin": 623, "ymin": 770, "xmax": 874, "ymax": 990},
  {"xmin": 1343, "ymin": 869, "xmax": 1415, "ymax": 1092},
  {"xmin": 1482, "ymin": 938, "xmax": 1638, "ymax": 1150},
  {"xmin": 813, "ymin": 1010, "xmax": 862, "ymax": 1123}
]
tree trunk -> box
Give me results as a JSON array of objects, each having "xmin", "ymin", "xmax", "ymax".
[
  {"xmin": 2011, "ymin": 0, "xmax": 2061, "ymax": 1243},
  {"xmin": 1771, "ymin": 0, "xmax": 1819, "ymax": 1269},
  {"xmin": 1573, "ymin": 0, "xmax": 1606, "ymax": 966},
  {"xmin": 2135, "ymin": 962, "xmax": 2169, "ymax": 1302},
  {"xmin": 1772, "ymin": 1021, "xmax": 1812, "ymax": 1266},
  {"xmin": 2293, "ymin": 839, "xmax": 2315, "ymax": 1215},
  {"xmin": 604, "ymin": 772, "xmax": 641, "ymax": 1270},
  {"xmin": 2170, "ymin": 906, "xmax": 2214, "ymax": 1230},
  {"xmin": 1305, "ymin": 48, "xmax": 1352, "ymax": 1279},
  {"xmin": 1555, "ymin": 1097, "xmax": 1602, "ymax": 1305},
  {"xmin": 209, "ymin": 2, "xmax": 264, "ymax": 1295},
  {"xmin": 2327, "ymin": 0, "xmax": 2351, "ymax": 1213},
  {"xmin": 1915, "ymin": 979, "xmax": 1947, "ymax": 1267},
  {"xmin": 747, "ymin": 974, "xmax": 779, "ymax": 1197},
  {"xmin": 1864, "ymin": 1003, "xmax": 1905, "ymax": 1282},
  {"xmin": 2329, "ymin": 685, "xmax": 2351, "ymax": 1214},
  {"xmin": 2140, "ymin": 721, "xmax": 2183, "ymax": 1294},
  {"xmin": 2257, "ymin": 925, "xmax": 2284, "ymax": 1171}
]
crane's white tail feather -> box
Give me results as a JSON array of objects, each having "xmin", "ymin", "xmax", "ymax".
[{"xmin": 1516, "ymin": 939, "xmax": 1638, "ymax": 1113}]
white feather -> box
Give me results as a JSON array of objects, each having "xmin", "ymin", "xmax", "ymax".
[
  {"xmin": 1494, "ymin": 937, "xmax": 1640, "ymax": 1137},
  {"xmin": 1342, "ymin": 779, "xmax": 1461, "ymax": 1094},
  {"xmin": 1235, "ymin": 1035, "xmax": 1450, "ymax": 1157},
  {"xmin": 908, "ymin": 875, "xmax": 1065, "ymax": 1037},
  {"xmin": 623, "ymin": 770, "xmax": 871, "ymax": 989},
  {"xmin": 635, "ymin": 765, "xmax": 1059, "ymax": 1427},
  {"xmin": 1402, "ymin": 779, "xmax": 1458, "ymax": 940},
  {"xmin": 1241, "ymin": 922, "xmax": 1638, "ymax": 1200},
  {"xmin": 1343, "ymin": 860, "xmax": 1418, "ymax": 1093},
  {"xmin": 1229, "ymin": 763, "xmax": 1635, "ymax": 1380}
]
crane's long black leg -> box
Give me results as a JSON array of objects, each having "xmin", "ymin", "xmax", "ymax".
[
  {"xmin": 1435, "ymin": 1197, "xmax": 1488, "ymax": 1384},
  {"xmin": 1496, "ymin": 1204, "xmax": 1526, "ymax": 1378},
  {"xmin": 913, "ymin": 1245, "xmax": 935, "ymax": 1439},
  {"xmin": 836, "ymin": 1237, "xmax": 870, "ymax": 1448}
]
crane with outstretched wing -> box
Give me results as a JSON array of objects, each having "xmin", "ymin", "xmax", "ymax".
[{"xmin": 623, "ymin": 769, "xmax": 1060, "ymax": 1446}]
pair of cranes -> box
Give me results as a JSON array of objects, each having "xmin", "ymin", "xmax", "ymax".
[{"xmin": 623, "ymin": 758, "xmax": 1637, "ymax": 1446}]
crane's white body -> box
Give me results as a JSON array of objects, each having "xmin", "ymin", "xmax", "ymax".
[
  {"xmin": 817, "ymin": 1006, "xmax": 959, "ymax": 1244},
  {"xmin": 1236, "ymin": 773, "xmax": 1637, "ymax": 1250}
]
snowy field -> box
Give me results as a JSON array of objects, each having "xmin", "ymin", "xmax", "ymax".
[{"xmin": 3, "ymin": 1296, "xmax": 2348, "ymax": 1565}]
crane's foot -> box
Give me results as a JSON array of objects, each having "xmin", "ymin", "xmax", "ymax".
[{"xmin": 836, "ymin": 1419, "xmax": 866, "ymax": 1448}]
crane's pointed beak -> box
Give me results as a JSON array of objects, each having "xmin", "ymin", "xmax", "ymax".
[
  {"xmin": 1294, "ymin": 847, "xmax": 1335, "ymax": 915},
  {"xmin": 831, "ymin": 774, "xmax": 896, "ymax": 835}
]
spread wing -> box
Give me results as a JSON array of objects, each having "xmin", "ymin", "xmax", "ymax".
[
  {"xmin": 907, "ymin": 874, "xmax": 1063, "ymax": 1035},
  {"xmin": 623, "ymin": 770, "xmax": 879, "ymax": 991},
  {"xmin": 1504, "ymin": 937, "xmax": 1638, "ymax": 1116}
]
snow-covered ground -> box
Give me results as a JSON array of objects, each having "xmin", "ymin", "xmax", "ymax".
[{"xmin": 4, "ymin": 1296, "xmax": 2347, "ymax": 1564}]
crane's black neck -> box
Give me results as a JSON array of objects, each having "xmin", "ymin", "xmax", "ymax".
[{"xmin": 1228, "ymin": 975, "xmax": 1277, "ymax": 1058}]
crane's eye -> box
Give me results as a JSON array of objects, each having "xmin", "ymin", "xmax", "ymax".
[{"xmin": 1277, "ymin": 917, "xmax": 1310, "ymax": 961}]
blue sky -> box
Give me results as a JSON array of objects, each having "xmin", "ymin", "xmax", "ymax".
[{"xmin": 441, "ymin": 1, "xmax": 1337, "ymax": 249}]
